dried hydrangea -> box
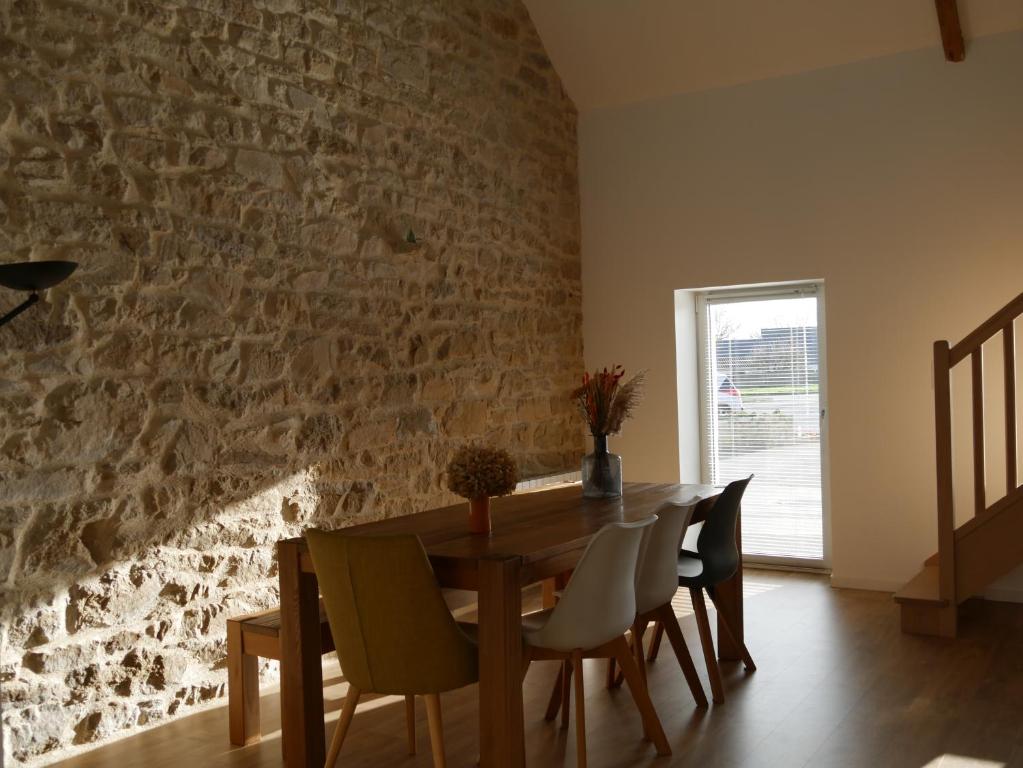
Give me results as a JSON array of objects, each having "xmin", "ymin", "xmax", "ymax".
[{"xmin": 446, "ymin": 444, "xmax": 519, "ymax": 499}]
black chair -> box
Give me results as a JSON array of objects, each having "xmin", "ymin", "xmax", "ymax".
[{"xmin": 662, "ymin": 475, "xmax": 756, "ymax": 703}]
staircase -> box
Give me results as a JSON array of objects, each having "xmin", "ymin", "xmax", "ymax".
[{"xmin": 895, "ymin": 292, "xmax": 1023, "ymax": 637}]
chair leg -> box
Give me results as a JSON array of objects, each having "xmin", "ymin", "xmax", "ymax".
[
  {"xmin": 560, "ymin": 659, "xmax": 573, "ymax": 730},
  {"xmin": 227, "ymin": 621, "xmax": 260, "ymax": 746},
  {"xmin": 628, "ymin": 620, "xmax": 651, "ymax": 739},
  {"xmin": 656, "ymin": 604, "xmax": 708, "ymax": 708},
  {"xmin": 646, "ymin": 620, "xmax": 665, "ymax": 663},
  {"xmin": 611, "ymin": 623, "xmax": 644, "ymax": 690},
  {"xmin": 424, "ymin": 693, "xmax": 446, "ymax": 768},
  {"xmin": 632, "ymin": 620, "xmax": 648, "ymax": 689},
  {"xmin": 405, "ymin": 695, "xmax": 416, "ymax": 755},
  {"xmin": 571, "ymin": 650, "xmax": 587, "ymax": 768},
  {"xmin": 326, "ymin": 685, "xmax": 360, "ymax": 768},
  {"xmin": 707, "ymin": 587, "xmax": 757, "ymax": 671},
  {"xmin": 611, "ymin": 636, "xmax": 671, "ymax": 756},
  {"xmin": 544, "ymin": 664, "xmax": 563, "ymax": 721},
  {"xmin": 690, "ymin": 587, "xmax": 725, "ymax": 704}
]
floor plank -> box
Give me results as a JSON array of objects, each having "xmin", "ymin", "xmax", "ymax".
[{"xmin": 46, "ymin": 570, "xmax": 1023, "ymax": 768}]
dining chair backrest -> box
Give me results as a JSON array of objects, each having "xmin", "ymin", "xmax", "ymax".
[
  {"xmin": 635, "ymin": 500, "xmax": 698, "ymax": 615},
  {"xmin": 693, "ymin": 475, "xmax": 753, "ymax": 586},
  {"xmin": 305, "ymin": 530, "xmax": 478, "ymax": 696},
  {"xmin": 526, "ymin": 517, "xmax": 657, "ymax": 652}
]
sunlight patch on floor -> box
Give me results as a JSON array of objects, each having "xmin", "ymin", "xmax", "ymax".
[
  {"xmin": 743, "ymin": 579, "xmax": 784, "ymax": 598},
  {"xmin": 669, "ymin": 578, "xmax": 781, "ymax": 618},
  {"xmin": 251, "ymin": 667, "xmax": 407, "ymax": 745},
  {"xmin": 670, "ymin": 590, "xmax": 696, "ymax": 617},
  {"xmin": 921, "ymin": 755, "xmax": 1005, "ymax": 767}
]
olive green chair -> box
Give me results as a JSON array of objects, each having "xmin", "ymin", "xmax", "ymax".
[{"xmin": 306, "ymin": 530, "xmax": 479, "ymax": 768}]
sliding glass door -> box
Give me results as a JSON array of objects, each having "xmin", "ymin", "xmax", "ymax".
[{"xmin": 697, "ymin": 285, "xmax": 828, "ymax": 565}]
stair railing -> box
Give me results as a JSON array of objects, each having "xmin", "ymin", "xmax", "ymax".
[{"xmin": 934, "ymin": 291, "xmax": 1023, "ymax": 607}]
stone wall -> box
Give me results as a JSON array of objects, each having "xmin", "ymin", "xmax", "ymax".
[{"xmin": 0, "ymin": 0, "xmax": 582, "ymax": 762}]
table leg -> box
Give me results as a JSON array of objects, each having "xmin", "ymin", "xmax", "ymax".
[
  {"xmin": 541, "ymin": 578, "xmax": 557, "ymax": 609},
  {"xmin": 715, "ymin": 504, "xmax": 744, "ymax": 661},
  {"xmin": 541, "ymin": 571, "xmax": 571, "ymax": 609},
  {"xmin": 478, "ymin": 557, "xmax": 525, "ymax": 768},
  {"xmin": 278, "ymin": 540, "xmax": 326, "ymax": 768}
]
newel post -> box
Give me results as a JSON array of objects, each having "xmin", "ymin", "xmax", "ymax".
[{"xmin": 933, "ymin": 340, "xmax": 957, "ymax": 627}]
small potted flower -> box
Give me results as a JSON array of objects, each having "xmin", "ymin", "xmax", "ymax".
[
  {"xmin": 446, "ymin": 444, "xmax": 519, "ymax": 535},
  {"xmin": 571, "ymin": 365, "xmax": 645, "ymax": 498}
]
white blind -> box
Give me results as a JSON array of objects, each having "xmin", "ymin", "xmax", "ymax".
[{"xmin": 700, "ymin": 289, "xmax": 824, "ymax": 561}]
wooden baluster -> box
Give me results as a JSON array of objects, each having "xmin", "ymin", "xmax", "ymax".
[
  {"xmin": 934, "ymin": 341, "xmax": 957, "ymax": 624},
  {"xmin": 972, "ymin": 348, "xmax": 986, "ymax": 515},
  {"xmin": 1006, "ymin": 323, "xmax": 1018, "ymax": 493}
]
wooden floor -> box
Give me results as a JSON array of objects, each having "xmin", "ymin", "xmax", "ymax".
[{"xmin": 49, "ymin": 570, "xmax": 1023, "ymax": 768}]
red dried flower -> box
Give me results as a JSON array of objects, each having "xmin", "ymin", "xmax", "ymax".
[{"xmin": 570, "ymin": 365, "xmax": 645, "ymax": 436}]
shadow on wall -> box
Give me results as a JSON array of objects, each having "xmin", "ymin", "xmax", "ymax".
[
  {"xmin": 0, "ymin": 441, "xmax": 362, "ymax": 755},
  {"xmin": 0, "ymin": 278, "xmax": 581, "ymax": 765},
  {"xmin": 0, "ymin": 414, "xmax": 576, "ymax": 763}
]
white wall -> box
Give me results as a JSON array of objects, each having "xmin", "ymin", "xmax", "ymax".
[
  {"xmin": 673, "ymin": 290, "xmax": 701, "ymax": 484},
  {"xmin": 580, "ymin": 31, "xmax": 1023, "ymax": 595}
]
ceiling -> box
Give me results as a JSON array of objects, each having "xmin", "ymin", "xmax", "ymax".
[{"xmin": 522, "ymin": 0, "xmax": 1023, "ymax": 111}]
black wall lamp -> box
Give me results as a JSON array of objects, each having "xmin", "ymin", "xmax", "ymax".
[{"xmin": 0, "ymin": 261, "xmax": 78, "ymax": 329}]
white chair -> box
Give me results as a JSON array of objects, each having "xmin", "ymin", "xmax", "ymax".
[
  {"xmin": 520, "ymin": 518, "xmax": 671, "ymax": 768},
  {"xmin": 607, "ymin": 500, "xmax": 709, "ymax": 707}
]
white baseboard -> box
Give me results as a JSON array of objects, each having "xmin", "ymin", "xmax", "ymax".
[
  {"xmin": 829, "ymin": 574, "xmax": 1023, "ymax": 604},
  {"xmin": 828, "ymin": 575, "xmax": 901, "ymax": 593}
]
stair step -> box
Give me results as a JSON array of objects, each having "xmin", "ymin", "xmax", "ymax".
[{"xmin": 893, "ymin": 565, "xmax": 949, "ymax": 606}]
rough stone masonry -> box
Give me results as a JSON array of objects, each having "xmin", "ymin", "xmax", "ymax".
[{"xmin": 0, "ymin": 0, "xmax": 583, "ymax": 762}]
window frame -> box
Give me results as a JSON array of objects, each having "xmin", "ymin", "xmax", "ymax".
[{"xmin": 694, "ymin": 281, "xmax": 832, "ymax": 570}]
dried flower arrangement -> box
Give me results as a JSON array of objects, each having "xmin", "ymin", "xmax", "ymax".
[
  {"xmin": 446, "ymin": 444, "xmax": 519, "ymax": 500},
  {"xmin": 571, "ymin": 365, "xmax": 646, "ymax": 436}
]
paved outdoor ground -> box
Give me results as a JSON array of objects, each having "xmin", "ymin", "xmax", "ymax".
[
  {"xmin": 717, "ymin": 391, "xmax": 824, "ymax": 561},
  {"xmin": 743, "ymin": 392, "xmax": 820, "ymax": 433}
]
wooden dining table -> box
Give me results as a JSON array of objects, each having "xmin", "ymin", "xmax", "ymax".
[{"xmin": 276, "ymin": 481, "xmax": 746, "ymax": 768}]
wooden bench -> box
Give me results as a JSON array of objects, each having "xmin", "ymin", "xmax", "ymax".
[
  {"xmin": 227, "ymin": 589, "xmax": 476, "ymax": 749},
  {"xmin": 227, "ymin": 603, "xmax": 334, "ymax": 746}
]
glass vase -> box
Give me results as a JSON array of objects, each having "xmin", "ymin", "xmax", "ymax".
[{"xmin": 582, "ymin": 433, "xmax": 623, "ymax": 498}]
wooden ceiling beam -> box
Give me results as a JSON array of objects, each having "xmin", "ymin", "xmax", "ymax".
[{"xmin": 935, "ymin": 0, "xmax": 966, "ymax": 62}]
